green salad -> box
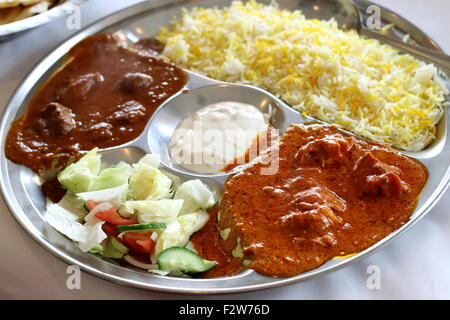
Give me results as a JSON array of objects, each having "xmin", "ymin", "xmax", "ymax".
[{"xmin": 44, "ymin": 148, "xmax": 217, "ymax": 276}]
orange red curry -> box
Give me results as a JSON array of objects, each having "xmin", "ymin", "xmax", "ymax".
[{"xmin": 192, "ymin": 123, "xmax": 428, "ymax": 277}]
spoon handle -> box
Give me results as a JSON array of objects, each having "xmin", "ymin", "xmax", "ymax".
[{"xmin": 360, "ymin": 28, "xmax": 450, "ymax": 76}]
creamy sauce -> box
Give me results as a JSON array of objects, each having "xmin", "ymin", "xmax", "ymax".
[{"xmin": 169, "ymin": 101, "xmax": 269, "ymax": 174}]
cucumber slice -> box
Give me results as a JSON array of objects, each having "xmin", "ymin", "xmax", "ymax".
[
  {"xmin": 157, "ymin": 247, "xmax": 217, "ymax": 274},
  {"xmin": 116, "ymin": 222, "xmax": 166, "ymax": 232}
]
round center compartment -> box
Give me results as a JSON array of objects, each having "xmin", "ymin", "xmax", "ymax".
[{"xmin": 146, "ymin": 82, "xmax": 303, "ymax": 177}]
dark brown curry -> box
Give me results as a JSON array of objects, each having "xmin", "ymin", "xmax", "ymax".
[
  {"xmin": 5, "ymin": 32, "xmax": 186, "ymax": 175},
  {"xmin": 192, "ymin": 123, "xmax": 428, "ymax": 278}
]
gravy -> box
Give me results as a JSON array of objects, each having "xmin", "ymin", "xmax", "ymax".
[{"xmin": 193, "ymin": 123, "xmax": 428, "ymax": 277}]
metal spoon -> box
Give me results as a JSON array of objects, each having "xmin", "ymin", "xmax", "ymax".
[{"xmin": 297, "ymin": 0, "xmax": 450, "ymax": 75}]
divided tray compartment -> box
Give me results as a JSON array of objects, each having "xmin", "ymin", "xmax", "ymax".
[{"xmin": 1, "ymin": 0, "xmax": 449, "ymax": 294}]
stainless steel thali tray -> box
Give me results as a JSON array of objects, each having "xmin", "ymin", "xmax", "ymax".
[{"xmin": 1, "ymin": 0, "xmax": 449, "ymax": 294}]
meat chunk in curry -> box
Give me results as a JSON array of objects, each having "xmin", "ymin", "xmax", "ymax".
[
  {"xmin": 36, "ymin": 102, "xmax": 76, "ymax": 137},
  {"xmin": 192, "ymin": 123, "xmax": 427, "ymax": 278},
  {"xmin": 5, "ymin": 33, "xmax": 186, "ymax": 174},
  {"xmin": 353, "ymin": 152, "xmax": 407, "ymax": 197}
]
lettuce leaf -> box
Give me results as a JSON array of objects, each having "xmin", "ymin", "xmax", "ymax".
[
  {"xmin": 129, "ymin": 163, "xmax": 173, "ymax": 200},
  {"xmin": 76, "ymin": 184, "xmax": 128, "ymax": 207},
  {"xmin": 44, "ymin": 203, "xmax": 85, "ymax": 242},
  {"xmin": 102, "ymin": 237, "xmax": 129, "ymax": 259},
  {"xmin": 57, "ymin": 148, "xmax": 130, "ymax": 194},
  {"xmin": 78, "ymin": 222, "xmax": 107, "ymax": 252},
  {"xmin": 44, "ymin": 203, "xmax": 107, "ymax": 252},
  {"xmin": 174, "ymin": 180, "xmax": 216, "ymax": 214},
  {"xmin": 153, "ymin": 209, "xmax": 209, "ymax": 258},
  {"xmin": 89, "ymin": 245, "xmax": 104, "ymax": 254},
  {"xmin": 57, "ymin": 148, "xmax": 101, "ymax": 193},
  {"xmin": 178, "ymin": 209, "xmax": 209, "ymax": 234},
  {"xmin": 89, "ymin": 165, "xmax": 131, "ymax": 191},
  {"xmin": 57, "ymin": 191, "xmax": 86, "ymax": 222},
  {"xmin": 161, "ymin": 171, "xmax": 182, "ymax": 194},
  {"xmin": 138, "ymin": 154, "xmax": 161, "ymax": 168},
  {"xmin": 119, "ymin": 199, "xmax": 183, "ymax": 223}
]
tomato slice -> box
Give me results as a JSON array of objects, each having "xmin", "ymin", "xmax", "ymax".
[
  {"xmin": 128, "ymin": 251, "xmax": 152, "ymax": 265},
  {"xmin": 90, "ymin": 202, "xmax": 138, "ymax": 225},
  {"xmin": 101, "ymin": 223, "xmax": 119, "ymax": 237},
  {"xmin": 122, "ymin": 232, "xmax": 155, "ymax": 254},
  {"xmin": 86, "ymin": 200, "xmax": 101, "ymax": 211}
]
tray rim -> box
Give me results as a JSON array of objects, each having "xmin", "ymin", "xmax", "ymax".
[{"xmin": 0, "ymin": 0, "xmax": 449, "ymax": 294}]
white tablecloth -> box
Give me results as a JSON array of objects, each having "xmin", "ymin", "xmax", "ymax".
[{"xmin": 0, "ymin": 0, "xmax": 449, "ymax": 299}]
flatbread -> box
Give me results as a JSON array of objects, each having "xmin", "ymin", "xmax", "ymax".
[
  {"xmin": 0, "ymin": 0, "xmax": 52, "ymax": 25},
  {"xmin": 28, "ymin": 0, "xmax": 51, "ymax": 14},
  {"xmin": 0, "ymin": 0, "xmax": 44, "ymax": 9}
]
